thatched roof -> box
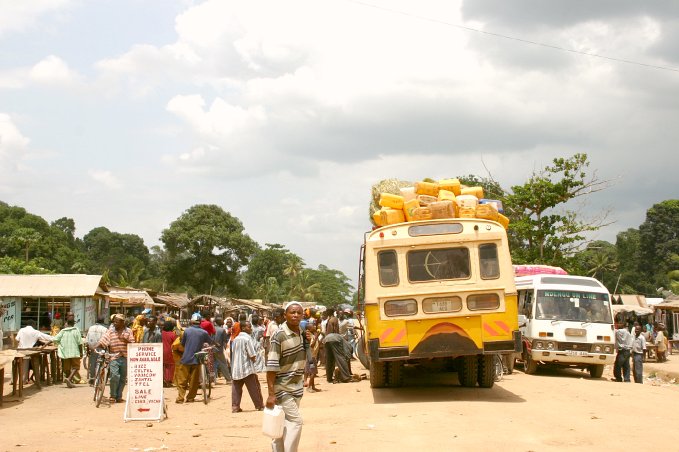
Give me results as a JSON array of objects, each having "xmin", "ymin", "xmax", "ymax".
[{"xmin": 153, "ymin": 292, "xmax": 190, "ymax": 309}]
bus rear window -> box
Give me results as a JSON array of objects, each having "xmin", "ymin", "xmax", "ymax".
[
  {"xmin": 407, "ymin": 247, "xmax": 470, "ymax": 282},
  {"xmin": 479, "ymin": 243, "xmax": 500, "ymax": 279},
  {"xmin": 378, "ymin": 250, "xmax": 399, "ymax": 286}
]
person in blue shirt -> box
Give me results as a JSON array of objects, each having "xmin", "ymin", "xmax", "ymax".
[{"xmin": 175, "ymin": 314, "xmax": 213, "ymax": 403}]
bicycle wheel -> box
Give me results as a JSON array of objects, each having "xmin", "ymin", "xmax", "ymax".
[
  {"xmin": 92, "ymin": 363, "xmax": 101, "ymax": 401},
  {"xmin": 95, "ymin": 366, "xmax": 107, "ymax": 407},
  {"xmin": 201, "ymin": 363, "xmax": 209, "ymax": 404},
  {"xmin": 494, "ymin": 354, "xmax": 504, "ymax": 382}
]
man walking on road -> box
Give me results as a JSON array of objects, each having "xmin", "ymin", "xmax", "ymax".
[
  {"xmin": 52, "ymin": 318, "xmax": 84, "ymax": 387},
  {"xmin": 632, "ymin": 324, "xmax": 646, "ymax": 384},
  {"xmin": 176, "ymin": 314, "xmax": 212, "ymax": 403},
  {"xmin": 97, "ymin": 313, "xmax": 134, "ymax": 403},
  {"xmin": 231, "ymin": 321, "xmax": 264, "ymax": 413},
  {"xmin": 612, "ymin": 317, "xmax": 632, "ymax": 382},
  {"xmin": 266, "ymin": 301, "xmax": 308, "ymax": 452}
]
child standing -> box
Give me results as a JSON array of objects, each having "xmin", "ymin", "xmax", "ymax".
[{"xmin": 304, "ymin": 323, "xmax": 321, "ymax": 392}]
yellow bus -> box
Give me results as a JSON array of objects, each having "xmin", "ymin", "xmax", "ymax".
[{"xmin": 358, "ymin": 218, "xmax": 521, "ymax": 388}]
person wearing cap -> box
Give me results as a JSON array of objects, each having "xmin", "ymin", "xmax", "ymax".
[
  {"xmin": 266, "ymin": 301, "xmax": 309, "ymax": 452},
  {"xmin": 175, "ymin": 314, "xmax": 213, "ymax": 403},
  {"xmin": 96, "ymin": 314, "xmax": 135, "ymax": 403}
]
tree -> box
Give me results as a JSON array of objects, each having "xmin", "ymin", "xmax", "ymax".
[
  {"xmin": 638, "ymin": 200, "xmax": 679, "ymax": 295},
  {"xmin": 245, "ymin": 244, "xmax": 300, "ymax": 295},
  {"xmin": 10, "ymin": 227, "xmax": 42, "ymax": 262},
  {"xmin": 160, "ymin": 204, "xmax": 257, "ymax": 295},
  {"xmin": 505, "ymin": 153, "xmax": 611, "ymax": 268},
  {"xmin": 300, "ymin": 265, "xmax": 354, "ymax": 306},
  {"xmin": 83, "ymin": 227, "xmax": 150, "ymax": 283},
  {"xmin": 283, "ymin": 255, "xmax": 305, "ymax": 289}
]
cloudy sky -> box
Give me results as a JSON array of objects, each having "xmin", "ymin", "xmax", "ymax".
[{"xmin": 1, "ymin": 0, "xmax": 678, "ymax": 287}]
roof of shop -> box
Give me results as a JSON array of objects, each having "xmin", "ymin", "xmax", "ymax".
[{"xmin": 0, "ymin": 274, "xmax": 104, "ymax": 297}]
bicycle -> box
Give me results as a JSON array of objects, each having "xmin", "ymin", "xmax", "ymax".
[
  {"xmin": 92, "ymin": 349, "xmax": 119, "ymax": 408},
  {"xmin": 494, "ymin": 354, "xmax": 504, "ymax": 382},
  {"xmin": 194, "ymin": 345, "xmax": 214, "ymax": 405}
]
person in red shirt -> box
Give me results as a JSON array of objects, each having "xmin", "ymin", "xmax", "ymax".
[{"xmin": 199, "ymin": 310, "xmax": 216, "ymax": 336}]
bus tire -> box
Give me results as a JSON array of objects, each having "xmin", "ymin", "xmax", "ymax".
[
  {"xmin": 357, "ymin": 336, "xmax": 370, "ymax": 369},
  {"xmin": 369, "ymin": 360, "xmax": 388, "ymax": 388},
  {"xmin": 477, "ymin": 355, "xmax": 495, "ymax": 388},
  {"xmin": 458, "ymin": 356, "xmax": 478, "ymax": 387},
  {"xmin": 588, "ymin": 364, "xmax": 604, "ymax": 379},
  {"xmin": 387, "ymin": 361, "xmax": 404, "ymax": 387},
  {"xmin": 524, "ymin": 352, "xmax": 538, "ymax": 375}
]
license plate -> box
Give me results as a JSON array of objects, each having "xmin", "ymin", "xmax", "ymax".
[
  {"xmin": 565, "ymin": 350, "xmax": 588, "ymax": 356},
  {"xmin": 427, "ymin": 300, "xmax": 457, "ymax": 312}
]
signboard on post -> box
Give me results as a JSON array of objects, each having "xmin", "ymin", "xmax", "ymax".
[
  {"xmin": 1, "ymin": 298, "xmax": 20, "ymax": 333},
  {"xmin": 124, "ymin": 343, "xmax": 166, "ymax": 422}
]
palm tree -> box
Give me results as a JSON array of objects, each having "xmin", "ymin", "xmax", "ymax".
[
  {"xmin": 292, "ymin": 272, "xmax": 321, "ymax": 302},
  {"xmin": 588, "ymin": 252, "xmax": 618, "ymax": 283},
  {"xmin": 283, "ymin": 255, "xmax": 305, "ymax": 287}
]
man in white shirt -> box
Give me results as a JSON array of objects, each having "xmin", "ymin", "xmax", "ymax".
[
  {"xmin": 86, "ymin": 317, "xmax": 108, "ymax": 384},
  {"xmin": 631, "ymin": 324, "xmax": 647, "ymax": 384},
  {"xmin": 15, "ymin": 320, "xmax": 53, "ymax": 383}
]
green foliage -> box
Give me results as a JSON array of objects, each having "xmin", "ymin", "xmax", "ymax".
[
  {"xmin": 83, "ymin": 226, "xmax": 150, "ymax": 284},
  {"xmin": 506, "ymin": 153, "xmax": 608, "ymax": 267},
  {"xmin": 160, "ymin": 204, "xmax": 257, "ymax": 295},
  {"xmin": 298, "ymin": 264, "xmax": 354, "ymax": 306},
  {"xmin": 245, "ymin": 244, "xmax": 300, "ymax": 302},
  {"xmin": 0, "ymin": 256, "xmax": 54, "ymax": 274},
  {"xmin": 639, "ymin": 200, "xmax": 679, "ymax": 293}
]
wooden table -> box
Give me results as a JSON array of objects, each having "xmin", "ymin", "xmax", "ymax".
[
  {"xmin": 644, "ymin": 344, "xmax": 658, "ymax": 362},
  {"xmin": 0, "ymin": 350, "xmax": 18, "ymax": 406}
]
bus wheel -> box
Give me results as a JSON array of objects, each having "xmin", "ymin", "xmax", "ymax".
[
  {"xmin": 588, "ymin": 364, "xmax": 604, "ymax": 379},
  {"xmin": 477, "ymin": 355, "xmax": 495, "ymax": 388},
  {"xmin": 458, "ymin": 356, "xmax": 478, "ymax": 387},
  {"xmin": 387, "ymin": 361, "xmax": 404, "ymax": 387},
  {"xmin": 369, "ymin": 360, "xmax": 388, "ymax": 388},
  {"xmin": 523, "ymin": 352, "xmax": 538, "ymax": 375}
]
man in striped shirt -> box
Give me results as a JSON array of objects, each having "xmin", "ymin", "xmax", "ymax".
[
  {"xmin": 97, "ymin": 313, "xmax": 135, "ymax": 403},
  {"xmin": 266, "ymin": 302, "xmax": 308, "ymax": 452}
]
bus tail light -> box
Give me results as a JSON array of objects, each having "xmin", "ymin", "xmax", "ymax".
[{"xmin": 467, "ymin": 293, "xmax": 500, "ymax": 311}]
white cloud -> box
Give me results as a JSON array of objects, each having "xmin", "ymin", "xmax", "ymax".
[
  {"xmin": 29, "ymin": 55, "xmax": 78, "ymax": 85},
  {"xmin": 0, "ymin": 113, "xmax": 31, "ymax": 193},
  {"xmin": 88, "ymin": 170, "xmax": 123, "ymax": 190},
  {"xmin": 0, "ymin": 0, "xmax": 74, "ymax": 36}
]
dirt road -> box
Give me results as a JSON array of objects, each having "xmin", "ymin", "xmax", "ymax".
[{"xmin": 2, "ymin": 361, "xmax": 678, "ymax": 451}]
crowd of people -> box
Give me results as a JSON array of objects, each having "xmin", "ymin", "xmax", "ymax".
[{"xmin": 11, "ymin": 302, "xmax": 363, "ymax": 451}]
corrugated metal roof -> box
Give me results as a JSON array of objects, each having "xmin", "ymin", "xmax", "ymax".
[
  {"xmin": 106, "ymin": 287, "xmax": 154, "ymax": 305},
  {"xmin": 0, "ymin": 274, "xmax": 103, "ymax": 297}
]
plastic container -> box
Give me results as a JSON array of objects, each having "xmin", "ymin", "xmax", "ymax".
[
  {"xmin": 380, "ymin": 208, "xmax": 405, "ymax": 225},
  {"xmin": 399, "ymin": 186, "xmax": 417, "ymax": 202},
  {"xmin": 497, "ymin": 213, "xmax": 509, "ymax": 230},
  {"xmin": 479, "ymin": 199, "xmax": 504, "ymax": 214},
  {"xmin": 379, "ymin": 193, "xmax": 404, "ymax": 209},
  {"xmin": 456, "ymin": 194, "xmax": 479, "ymax": 210},
  {"xmin": 262, "ymin": 405, "xmax": 285, "ymax": 439},
  {"xmin": 476, "ymin": 204, "xmax": 499, "ymax": 221},
  {"xmin": 411, "ymin": 207, "xmax": 432, "ymax": 221},
  {"xmin": 372, "ymin": 210, "xmax": 384, "ymax": 227},
  {"xmin": 438, "ymin": 178, "xmax": 461, "ymax": 196},
  {"xmin": 461, "ymin": 186, "xmax": 484, "ymax": 199},
  {"xmin": 416, "ymin": 195, "xmax": 438, "ymax": 206},
  {"xmin": 415, "ymin": 181, "xmax": 439, "ymax": 197},
  {"xmin": 429, "ymin": 201, "xmax": 456, "ymax": 219},
  {"xmin": 438, "ymin": 189, "xmax": 456, "ymax": 203},
  {"xmin": 458, "ymin": 207, "xmax": 476, "ymax": 218},
  {"xmin": 403, "ymin": 199, "xmax": 420, "ymax": 222}
]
